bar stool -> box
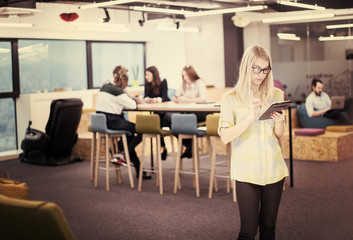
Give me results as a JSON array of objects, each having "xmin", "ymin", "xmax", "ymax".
[
  {"xmin": 206, "ymin": 114, "xmax": 236, "ymax": 202},
  {"xmin": 136, "ymin": 114, "xmax": 176, "ymax": 195},
  {"xmin": 171, "ymin": 113, "xmax": 207, "ymax": 197},
  {"xmin": 91, "ymin": 113, "xmax": 134, "ymax": 191}
]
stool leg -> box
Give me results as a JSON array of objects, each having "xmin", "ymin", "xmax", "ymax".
[
  {"xmin": 208, "ymin": 137, "xmax": 217, "ymax": 199},
  {"xmin": 111, "ymin": 137, "xmax": 122, "ymax": 184},
  {"xmin": 154, "ymin": 137, "xmax": 159, "ymax": 188},
  {"xmin": 122, "ymin": 134, "xmax": 134, "ymax": 189},
  {"xmin": 193, "ymin": 135, "xmax": 200, "ymax": 197},
  {"xmin": 170, "ymin": 135, "xmax": 180, "ymax": 189},
  {"xmin": 157, "ymin": 135, "xmax": 163, "ymax": 195},
  {"xmin": 174, "ymin": 136, "xmax": 183, "ymax": 194},
  {"xmin": 90, "ymin": 131, "xmax": 96, "ymax": 181},
  {"xmin": 211, "ymin": 137, "xmax": 218, "ymax": 192},
  {"xmin": 94, "ymin": 134, "xmax": 101, "ymax": 188},
  {"xmin": 232, "ymin": 179, "xmax": 237, "ymax": 202},
  {"xmin": 138, "ymin": 134, "xmax": 146, "ymax": 192},
  {"xmin": 105, "ymin": 134, "xmax": 110, "ymax": 191}
]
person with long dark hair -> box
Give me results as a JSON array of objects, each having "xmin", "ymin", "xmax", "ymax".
[{"xmin": 135, "ymin": 66, "xmax": 171, "ymax": 160}]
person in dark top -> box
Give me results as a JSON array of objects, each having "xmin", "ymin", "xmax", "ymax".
[{"xmin": 136, "ymin": 66, "xmax": 171, "ymax": 160}]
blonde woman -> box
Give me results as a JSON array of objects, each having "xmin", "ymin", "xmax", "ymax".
[{"xmin": 218, "ymin": 45, "xmax": 288, "ymax": 240}]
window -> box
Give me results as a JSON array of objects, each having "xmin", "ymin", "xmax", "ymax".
[
  {"xmin": 91, "ymin": 42, "xmax": 145, "ymax": 88},
  {"xmin": 18, "ymin": 39, "xmax": 87, "ymax": 93},
  {"xmin": 0, "ymin": 40, "xmax": 17, "ymax": 153},
  {"xmin": 0, "ymin": 41, "xmax": 13, "ymax": 93}
]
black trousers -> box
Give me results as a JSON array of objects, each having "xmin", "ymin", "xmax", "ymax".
[
  {"xmin": 236, "ymin": 179, "xmax": 285, "ymax": 240},
  {"xmin": 97, "ymin": 112, "xmax": 142, "ymax": 177}
]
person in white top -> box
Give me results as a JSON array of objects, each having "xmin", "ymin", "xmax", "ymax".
[
  {"xmin": 169, "ymin": 65, "xmax": 208, "ymax": 159},
  {"xmin": 95, "ymin": 65, "xmax": 151, "ymax": 180},
  {"xmin": 305, "ymin": 78, "xmax": 353, "ymax": 124}
]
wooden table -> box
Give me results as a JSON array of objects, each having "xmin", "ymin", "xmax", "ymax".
[{"xmin": 136, "ymin": 101, "xmax": 221, "ymax": 113}]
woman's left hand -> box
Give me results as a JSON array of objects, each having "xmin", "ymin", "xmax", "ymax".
[{"xmin": 270, "ymin": 109, "xmax": 286, "ymax": 125}]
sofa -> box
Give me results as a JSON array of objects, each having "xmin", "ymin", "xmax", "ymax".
[
  {"xmin": 296, "ymin": 103, "xmax": 341, "ymax": 128},
  {"xmin": 281, "ymin": 104, "xmax": 353, "ymax": 162}
]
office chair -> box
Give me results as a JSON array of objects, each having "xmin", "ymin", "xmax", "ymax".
[{"xmin": 20, "ymin": 98, "xmax": 83, "ymax": 166}]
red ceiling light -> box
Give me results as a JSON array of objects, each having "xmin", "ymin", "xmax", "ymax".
[{"xmin": 60, "ymin": 13, "xmax": 79, "ymax": 22}]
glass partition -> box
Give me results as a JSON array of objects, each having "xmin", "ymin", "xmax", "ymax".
[{"xmin": 271, "ymin": 20, "xmax": 353, "ymax": 102}]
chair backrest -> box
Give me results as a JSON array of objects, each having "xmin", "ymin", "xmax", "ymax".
[
  {"xmin": 0, "ymin": 194, "xmax": 75, "ymax": 240},
  {"xmin": 206, "ymin": 114, "xmax": 220, "ymax": 136},
  {"xmin": 167, "ymin": 88, "xmax": 176, "ymax": 100},
  {"xmin": 136, "ymin": 114, "xmax": 161, "ymax": 134},
  {"xmin": 45, "ymin": 98, "xmax": 83, "ymax": 156},
  {"xmin": 171, "ymin": 113, "xmax": 199, "ymax": 135},
  {"xmin": 91, "ymin": 113, "xmax": 109, "ymax": 133}
]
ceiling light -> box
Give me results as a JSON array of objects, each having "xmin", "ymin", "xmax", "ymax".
[
  {"xmin": 79, "ymin": 0, "xmax": 136, "ymax": 10},
  {"xmin": 77, "ymin": 26, "xmax": 130, "ymax": 32},
  {"xmin": 0, "ymin": 23, "xmax": 33, "ymax": 28},
  {"xmin": 156, "ymin": 25, "xmax": 200, "ymax": 32},
  {"xmin": 263, "ymin": 13, "xmax": 334, "ymax": 23},
  {"xmin": 319, "ymin": 35, "xmax": 353, "ymax": 41},
  {"xmin": 70, "ymin": 22, "xmax": 129, "ymax": 32},
  {"xmin": 185, "ymin": 5, "xmax": 267, "ymax": 17},
  {"xmin": 130, "ymin": 6, "xmax": 193, "ymax": 15},
  {"xmin": 326, "ymin": 23, "xmax": 353, "ymax": 29},
  {"xmin": 277, "ymin": 1, "xmax": 325, "ymax": 11},
  {"xmin": 277, "ymin": 33, "xmax": 300, "ymax": 41},
  {"xmin": 0, "ymin": 7, "xmax": 41, "ymax": 17}
]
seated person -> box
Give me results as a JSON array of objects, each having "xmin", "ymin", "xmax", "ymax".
[
  {"xmin": 305, "ymin": 78, "xmax": 353, "ymax": 125},
  {"xmin": 135, "ymin": 66, "xmax": 171, "ymax": 160},
  {"xmin": 95, "ymin": 65, "xmax": 151, "ymax": 179},
  {"xmin": 171, "ymin": 65, "xmax": 208, "ymax": 159}
]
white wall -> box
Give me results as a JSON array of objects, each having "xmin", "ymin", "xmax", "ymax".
[{"xmin": 0, "ymin": 2, "xmax": 226, "ymax": 90}]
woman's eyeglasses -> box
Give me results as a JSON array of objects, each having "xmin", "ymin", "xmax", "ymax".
[{"xmin": 252, "ymin": 66, "xmax": 272, "ymax": 74}]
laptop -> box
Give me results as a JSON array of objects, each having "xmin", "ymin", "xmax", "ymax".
[{"xmin": 330, "ymin": 96, "xmax": 345, "ymax": 109}]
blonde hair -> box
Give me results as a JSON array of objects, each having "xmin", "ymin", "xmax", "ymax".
[{"xmin": 228, "ymin": 44, "xmax": 274, "ymax": 104}]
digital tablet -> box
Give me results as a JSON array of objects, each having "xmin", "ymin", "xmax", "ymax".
[{"xmin": 258, "ymin": 100, "xmax": 292, "ymax": 120}]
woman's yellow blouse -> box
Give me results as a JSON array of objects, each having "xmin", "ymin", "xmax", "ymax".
[{"xmin": 218, "ymin": 88, "xmax": 289, "ymax": 185}]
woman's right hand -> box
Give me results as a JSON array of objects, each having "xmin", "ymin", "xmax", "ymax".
[{"xmin": 249, "ymin": 98, "xmax": 265, "ymax": 120}]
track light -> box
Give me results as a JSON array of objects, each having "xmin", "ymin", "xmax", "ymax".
[
  {"xmin": 176, "ymin": 21, "xmax": 180, "ymax": 30},
  {"xmin": 138, "ymin": 12, "xmax": 145, "ymax": 27},
  {"xmin": 101, "ymin": 8, "xmax": 110, "ymax": 23}
]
